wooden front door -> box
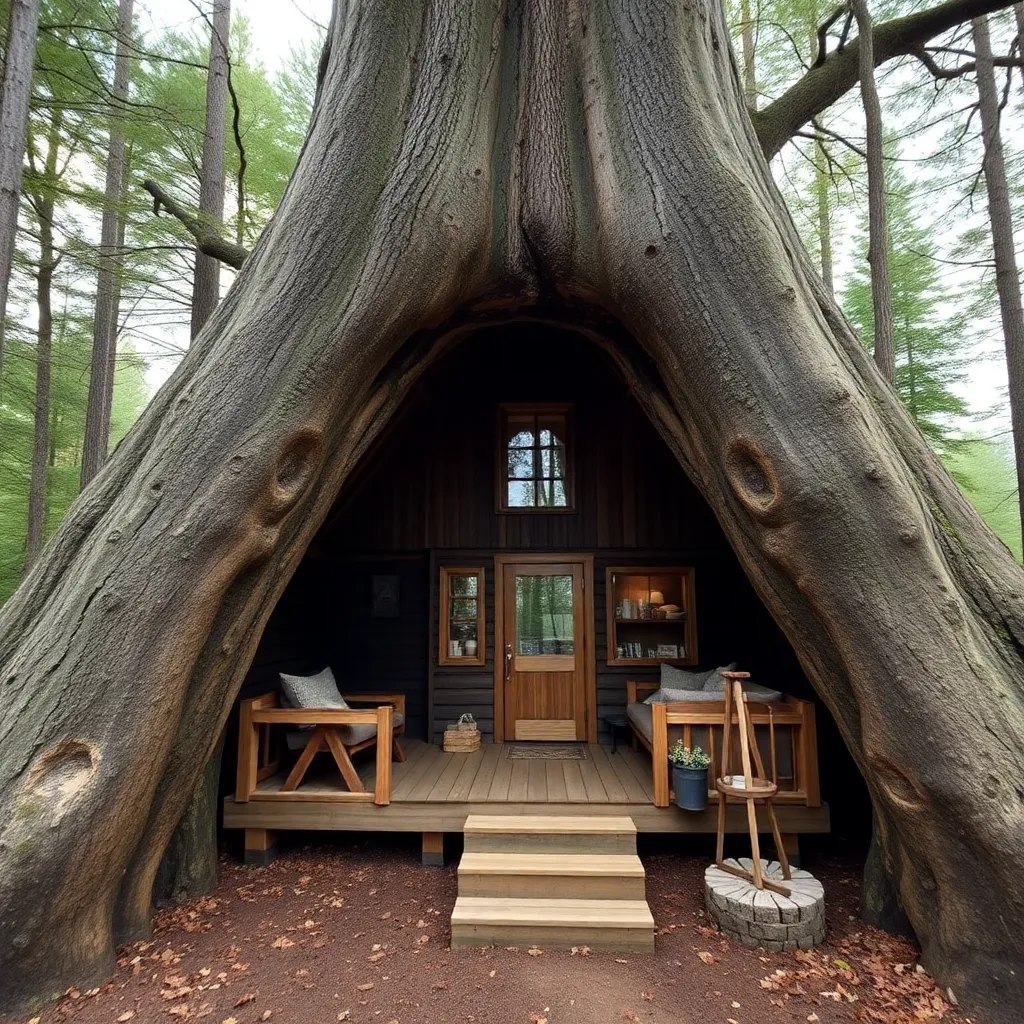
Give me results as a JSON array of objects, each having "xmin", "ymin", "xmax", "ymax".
[{"xmin": 496, "ymin": 556, "xmax": 594, "ymax": 741}]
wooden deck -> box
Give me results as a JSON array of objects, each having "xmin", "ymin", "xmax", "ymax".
[{"xmin": 224, "ymin": 740, "xmax": 831, "ymax": 835}]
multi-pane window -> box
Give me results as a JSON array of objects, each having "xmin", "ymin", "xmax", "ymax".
[
  {"xmin": 499, "ymin": 404, "xmax": 574, "ymax": 511},
  {"xmin": 439, "ymin": 567, "xmax": 485, "ymax": 665}
]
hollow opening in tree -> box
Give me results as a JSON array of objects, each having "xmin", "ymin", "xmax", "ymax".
[{"xmin": 221, "ymin": 323, "xmax": 869, "ymax": 846}]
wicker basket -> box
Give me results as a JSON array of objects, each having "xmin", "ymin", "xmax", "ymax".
[{"xmin": 444, "ymin": 720, "xmax": 481, "ymax": 752}]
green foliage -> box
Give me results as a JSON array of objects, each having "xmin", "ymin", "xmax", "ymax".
[
  {"xmin": 841, "ymin": 166, "xmax": 969, "ymax": 454},
  {"xmin": 667, "ymin": 741, "xmax": 711, "ymax": 769},
  {"xmin": 0, "ymin": 1, "xmax": 320, "ymax": 602},
  {"xmin": 942, "ymin": 438, "xmax": 1022, "ymax": 561}
]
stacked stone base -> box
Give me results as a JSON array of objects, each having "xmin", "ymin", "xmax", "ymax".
[{"xmin": 704, "ymin": 858, "xmax": 825, "ymax": 951}]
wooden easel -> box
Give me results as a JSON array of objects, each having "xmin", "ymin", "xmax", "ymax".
[{"xmin": 714, "ymin": 671, "xmax": 792, "ymax": 896}]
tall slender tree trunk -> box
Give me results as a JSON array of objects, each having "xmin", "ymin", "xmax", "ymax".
[
  {"xmin": 812, "ymin": 124, "xmax": 833, "ymax": 295},
  {"xmin": 851, "ymin": 0, "xmax": 895, "ymax": 384},
  {"xmin": 973, "ymin": 14, "xmax": 1024, "ymax": 551},
  {"xmin": 81, "ymin": 0, "xmax": 135, "ymax": 488},
  {"xmin": 24, "ymin": 123, "xmax": 60, "ymax": 571},
  {"xmin": 0, "ymin": 0, "xmax": 41, "ymax": 375},
  {"xmin": 190, "ymin": 0, "xmax": 230, "ymax": 339},
  {"xmin": 740, "ymin": 0, "xmax": 756, "ymax": 110}
]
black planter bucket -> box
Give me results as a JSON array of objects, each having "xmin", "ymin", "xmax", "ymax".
[{"xmin": 672, "ymin": 765, "xmax": 709, "ymax": 811}]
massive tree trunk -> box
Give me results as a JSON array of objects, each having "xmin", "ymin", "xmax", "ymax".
[
  {"xmin": 1, "ymin": 1, "xmax": 1023, "ymax": 1019},
  {"xmin": 972, "ymin": 14, "xmax": 1024, "ymax": 553},
  {"xmin": 189, "ymin": 0, "xmax": 230, "ymax": 340},
  {"xmin": 0, "ymin": 0, "xmax": 40, "ymax": 374},
  {"xmin": 81, "ymin": 0, "xmax": 135, "ymax": 488}
]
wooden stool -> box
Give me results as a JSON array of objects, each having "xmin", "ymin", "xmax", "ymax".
[{"xmin": 714, "ymin": 671, "xmax": 792, "ymax": 896}]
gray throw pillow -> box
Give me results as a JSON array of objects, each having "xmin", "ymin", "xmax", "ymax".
[
  {"xmin": 659, "ymin": 663, "xmax": 707, "ymax": 690},
  {"xmin": 279, "ymin": 667, "xmax": 349, "ymax": 711},
  {"xmin": 700, "ymin": 663, "xmax": 740, "ymax": 692}
]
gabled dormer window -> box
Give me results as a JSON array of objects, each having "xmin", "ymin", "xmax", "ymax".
[{"xmin": 498, "ymin": 403, "xmax": 575, "ymax": 512}]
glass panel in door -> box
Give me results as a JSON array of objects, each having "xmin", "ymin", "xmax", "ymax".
[{"xmin": 514, "ymin": 573, "xmax": 574, "ymax": 655}]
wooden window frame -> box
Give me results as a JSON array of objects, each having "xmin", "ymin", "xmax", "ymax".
[
  {"xmin": 496, "ymin": 402, "xmax": 576, "ymax": 514},
  {"xmin": 438, "ymin": 565, "xmax": 486, "ymax": 666},
  {"xmin": 605, "ymin": 565, "xmax": 698, "ymax": 667}
]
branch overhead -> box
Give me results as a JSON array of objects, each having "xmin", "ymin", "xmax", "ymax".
[
  {"xmin": 142, "ymin": 179, "xmax": 249, "ymax": 270},
  {"xmin": 752, "ymin": 0, "xmax": 1019, "ymax": 158}
]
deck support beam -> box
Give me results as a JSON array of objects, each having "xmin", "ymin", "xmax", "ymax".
[
  {"xmin": 422, "ymin": 831, "xmax": 445, "ymax": 866},
  {"xmin": 244, "ymin": 828, "xmax": 279, "ymax": 867}
]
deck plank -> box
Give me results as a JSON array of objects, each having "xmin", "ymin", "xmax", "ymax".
[
  {"xmin": 588, "ymin": 744, "xmax": 629, "ymax": 803},
  {"xmin": 507, "ymin": 759, "xmax": 531, "ymax": 801},
  {"xmin": 405, "ymin": 749, "xmax": 453, "ymax": 801},
  {"xmin": 562, "ymin": 760, "xmax": 588, "ymax": 801},
  {"xmin": 425, "ymin": 752, "xmax": 466, "ymax": 801},
  {"xmin": 578, "ymin": 750, "xmax": 610, "ymax": 802},
  {"xmin": 617, "ymin": 746, "xmax": 656, "ymax": 802},
  {"xmin": 391, "ymin": 741, "xmax": 442, "ymax": 800},
  {"xmin": 447, "ymin": 749, "xmax": 486, "ymax": 802},
  {"xmin": 544, "ymin": 760, "xmax": 569, "ymax": 802},
  {"xmin": 487, "ymin": 748, "xmax": 514, "ymax": 801},
  {"xmin": 467, "ymin": 742, "xmax": 502, "ymax": 801},
  {"xmin": 527, "ymin": 759, "xmax": 548, "ymax": 802},
  {"xmin": 606, "ymin": 748, "xmax": 651, "ymax": 803}
]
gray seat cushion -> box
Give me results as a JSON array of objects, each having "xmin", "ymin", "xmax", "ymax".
[{"xmin": 285, "ymin": 711, "xmax": 405, "ymax": 751}]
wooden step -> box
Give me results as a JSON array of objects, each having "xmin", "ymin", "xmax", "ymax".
[
  {"xmin": 463, "ymin": 814, "xmax": 637, "ymax": 855},
  {"xmin": 450, "ymin": 896, "xmax": 655, "ymax": 952},
  {"xmin": 458, "ymin": 852, "xmax": 646, "ymax": 900}
]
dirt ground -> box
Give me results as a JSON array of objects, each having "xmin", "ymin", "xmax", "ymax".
[{"xmin": 6, "ymin": 834, "xmax": 974, "ymax": 1024}]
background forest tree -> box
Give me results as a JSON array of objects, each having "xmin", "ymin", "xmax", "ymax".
[{"xmin": 0, "ymin": 0, "xmax": 320, "ymax": 597}]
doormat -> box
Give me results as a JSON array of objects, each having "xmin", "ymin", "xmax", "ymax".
[{"xmin": 506, "ymin": 744, "xmax": 588, "ymax": 760}]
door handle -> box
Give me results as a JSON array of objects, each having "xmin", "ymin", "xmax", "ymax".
[{"xmin": 505, "ymin": 643, "xmax": 513, "ymax": 682}]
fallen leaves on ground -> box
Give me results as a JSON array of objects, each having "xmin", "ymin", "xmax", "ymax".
[
  {"xmin": 696, "ymin": 950, "xmax": 717, "ymax": 965},
  {"xmin": 758, "ymin": 929, "xmax": 954, "ymax": 1024},
  {"xmin": 270, "ymin": 937, "xmax": 294, "ymax": 949}
]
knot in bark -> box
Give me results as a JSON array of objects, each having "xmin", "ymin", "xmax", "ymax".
[{"xmin": 725, "ymin": 437, "xmax": 784, "ymax": 524}]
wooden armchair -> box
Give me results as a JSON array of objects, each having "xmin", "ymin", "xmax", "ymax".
[
  {"xmin": 625, "ymin": 681, "xmax": 820, "ymax": 810},
  {"xmin": 235, "ymin": 692, "xmax": 406, "ymax": 806}
]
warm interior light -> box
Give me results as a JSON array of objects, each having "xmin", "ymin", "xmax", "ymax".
[{"xmin": 649, "ymin": 590, "xmax": 665, "ymax": 606}]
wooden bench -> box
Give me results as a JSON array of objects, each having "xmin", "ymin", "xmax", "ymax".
[
  {"xmin": 235, "ymin": 692, "xmax": 406, "ymax": 806},
  {"xmin": 625, "ymin": 681, "xmax": 820, "ymax": 811}
]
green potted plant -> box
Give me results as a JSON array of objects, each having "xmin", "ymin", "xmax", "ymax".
[{"xmin": 668, "ymin": 740, "xmax": 711, "ymax": 811}]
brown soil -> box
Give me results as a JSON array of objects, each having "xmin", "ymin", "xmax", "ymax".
[{"xmin": 6, "ymin": 834, "xmax": 973, "ymax": 1024}]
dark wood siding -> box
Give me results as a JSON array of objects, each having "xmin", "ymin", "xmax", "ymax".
[{"xmin": 245, "ymin": 325, "xmax": 814, "ymax": 750}]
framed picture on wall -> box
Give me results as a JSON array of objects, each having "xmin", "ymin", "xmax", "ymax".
[{"xmin": 371, "ymin": 574, "xmax": 400, "ymax": 617}]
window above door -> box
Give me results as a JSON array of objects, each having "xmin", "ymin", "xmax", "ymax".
[{"xmin": 497, "ymin": 403, "xmax": 575, "ymax": 512}]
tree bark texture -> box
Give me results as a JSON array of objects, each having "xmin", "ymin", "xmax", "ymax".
[
  {"xmin": 1, "ymin": 1, "xmax": 1023, "ymax": 1018},
  {"xmin": 851, "ymin": 0, "xmax": 896, "ymax": 385},
  {"xmin": 189, "ymin": 0, "xmax": 230, "ymax": 340},
  {"xmin": 972, "ymin": 14, "xmax": 1024, "ymax": 554},
  {"xmin": 81, "ymin": 0, "xmax": 135, "ymax": 488},
  {"xmin": 153, "ymin": 732, "xmax": 224, "ymax": 906},
  {"xmin": 0, "ymin": 0, "xmax": 41, "ymax": 373}
]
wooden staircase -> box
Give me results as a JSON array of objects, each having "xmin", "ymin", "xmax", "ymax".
[{"xmin": 451, "ymin": 814, "xmax": 655, "ymax": 952}]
